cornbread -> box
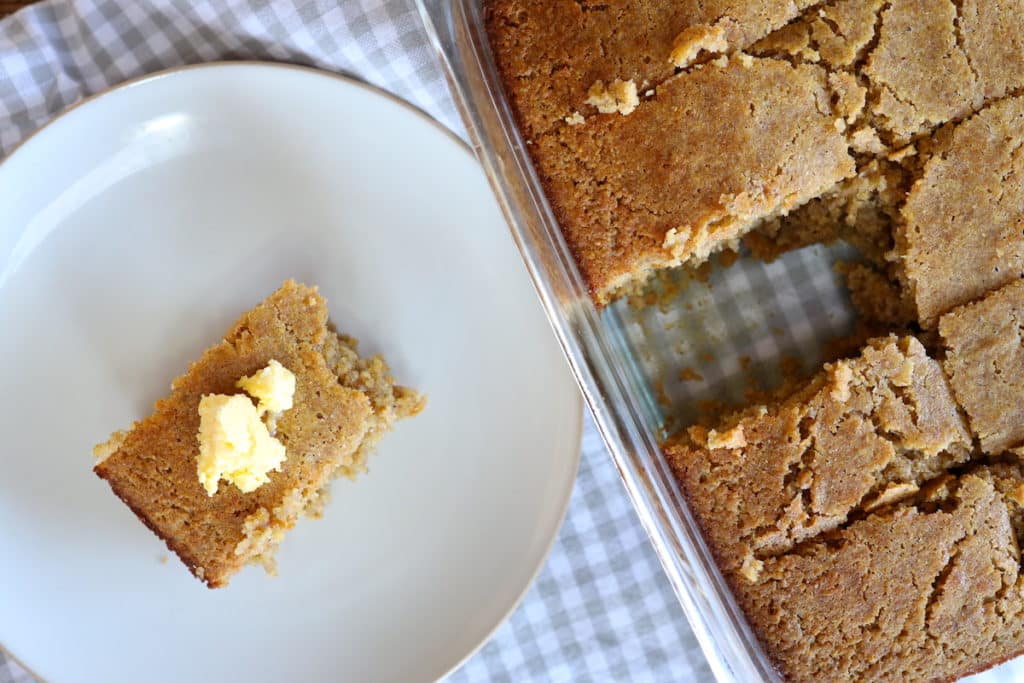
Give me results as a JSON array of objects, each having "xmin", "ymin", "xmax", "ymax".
[
  {"xmin": 484, "ymin": 0, "xmax": 817, "ymax": 139},
  {"xmin": 895, "ymin": 96, "xmax": 1024, "ymax": 327},
  {"xmin": 533, "ymin": 55, "xmax": 856, "ymax": 303},
  {"xmin": 750, "ymin": 0, "xmax": 885, "ymax": 69},
  {"xmin": 488, "ymin": 1, "xmax": 1024, "ymax": 679},
  {"xmin": 488, "ymin": 0, "xmax": 1024, "ymax": 306},
  {"xmin": 663, "ymin": 335, "xmax": 1024, "ymax": 681},
  {"xmin": 940, "ymin": 280, "xmax": 1024, "ymax": 456},
  {"xmin": 666, "ymin": 336, "xmax": 971, "ymax": 576},
  {"xmin": 750, "ymin": 0, "xmax": 1024, "ymax": 143},
  {"xmin": 743, "ymin": 159, "xmax": 906, "ymax": 267},
  {"xmin": 94, "ymin": 281, "xmax": 423, "ymax": 587},
  {"xmin": 737, "ymin": 469, "xmax": 1024, "ymax": 682}
]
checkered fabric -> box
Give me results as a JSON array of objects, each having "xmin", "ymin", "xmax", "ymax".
[
  {"xmin": 0, "ymin": 1, "xmax": 711, "ymax": 681},
  {"xmin": 0, "ymin": 654, "xmax": 33, "ymax": 683}
]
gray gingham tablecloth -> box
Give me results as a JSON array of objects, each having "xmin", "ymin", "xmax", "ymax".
[{"xmin": 0, "ymin": 1, "xmax": 711, "ymax": 681}]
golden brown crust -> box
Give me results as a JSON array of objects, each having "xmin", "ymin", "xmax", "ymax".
[
  {"xmin": 739, "ymin": 472, "xmax": 1024, "ymax": 681},
  {"xmin": 533, "ymin": 55, "xmax": 856, "ymax": 303},
  {"xmin": 665, "ymin": 335, "xmax": 971, "ymax": 575},
  {"xmin": 664, "ymin": 334, "xmax": 1024, "ymax": 681},
  {"xmin": 940, "ymin": 279, "xmax": 1024, "ymax": 455},
  {"xmin": 896, "ymin": 96, "xmax": 1024, "ymax": 327},
  {"xmin": 483, "ymin": 0, "xmax": 816, "ymax": 140},
  {"xmin": 490, "ymin": 1, "xmax": 1024, "ymax": 677},
  {"xmin": 94, "ymin": 281, "xmax": 422, "ymax": 587},
  {"xmin": 750, "ymin": 0, "xmax": 1024, "ymax": 144}
]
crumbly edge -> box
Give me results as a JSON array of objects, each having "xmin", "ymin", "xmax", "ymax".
[
  {"xmin": 740, "ymin": 463, "xmax": 1024, "ymax": 681},
  {"xmin": 92, "ymin": 429, "xmax": 129, "ymax": 464},
  {"xmin": 233, "ymin": 329, "xmax": 425, "ymax": 573},
  {"xmin": 533, "ymin": 4, "xmax": 1024, "ymax": 307},
  {"xmin": 595, "ymin": 191, "xmax": 829, "ymax": 306},
  {"xmin": 671, "ymin": 335, "xmax": 973, "ymax": 561}
]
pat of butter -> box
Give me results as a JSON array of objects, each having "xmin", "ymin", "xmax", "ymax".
[
  {"xmin": 196, "ymin": 360, "xmax": 296, "ymax": 496},
  {"xmin": 236, "ymin": 359, "xmax": 296, "ymax": 417}
]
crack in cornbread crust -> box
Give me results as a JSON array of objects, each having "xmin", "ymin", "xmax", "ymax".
[
  {"xmin": 533, "ymin": 54, "xmax": 857, "ymax": 304},
  {"xmin": 750, "ymin": 0, "xmax": 1024, "ymax": 146},
  {"xmin": 752, "ymin": 92, "xmax": 1024, "ymax": 331},
  {"xmin": 895, "ymin": 95, "xmax": 1024, "ymax": 327},
  {"xmin": 736, "ymin": 471, "xmax": 1024, "ymax": 682},
  {"xmin": 93, "ymin": 281, "xmax": 423, "ymax": 588},
  {"xmin": 665, "ymin": 336, "xmax": 971, "ymax": 575},
  {"xmin": 483, "ymin": 0, "xmax": 820, "ymax": 141},
  {"xmin": 940, "ymin": 280, "xmax": 1024, "ymax": 456},
  {"xmin": 489, "ymin": 0, "xmax": 1024, "ymax": 309}
]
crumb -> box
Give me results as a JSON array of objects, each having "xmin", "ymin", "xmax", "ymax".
[
  {"xmin": 663, "ymin": 225, "xmax": 694, "ymax": 259},
  {"xmin": 158, "ymin": 555, "xmax": 169, "ymax": 565},
  {"xmin": 668, "ymin": 23, "xmax": 729, "ymax": 68},
  {"xmin": 888, "ymin": 144, "xmax": 917, "ymax": 161},
  {"xmin": 739, "ymin": 356, "xmax": 753, "ymax": 370},
  {"xmin": 586, "ymin": 79, "xmax": 639, "ymax": 115},
  {"xmin": 708, "ymin": 425, "xmax": 747, "ymax": 450},
  {"xmin": 892, "ymin": 357, "xmax": 915, "ymax": 387},
  {"xmin": 565, "ymin": 111, "xmax": 585, "ymax": 126},
  {"xmin": 740, "ymin": 556, "xmax": 764, "ymax": 583},
  {"xmin": 687, "ymin": 424, "xmax": 709, "ymax": 444},
  {"xmin": 850, "ymin": 126, "xmax": 887, "ymax": 155},
  {"xmin": 628, "ymin": 290, "xmax": 659, "ymax": 309},
  {"xmin": 653, "ymin": 379, "xmax": 672, "ymax": 408},
  {"xmin": 829, "ymin": 362, "xmax": 853, "ymax": 402},
  {"xmin": 863, "ymin": 482, "xmax": 920, "ymax": 512},
  {"xmin": 1008, "ymin": 482, "xmax": 1024, "ymax": 507}
]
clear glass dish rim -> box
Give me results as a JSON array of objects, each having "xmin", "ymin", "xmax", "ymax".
[{"xmin": 413, "ymin": 1, "xmax": 781, "ymax": 681}]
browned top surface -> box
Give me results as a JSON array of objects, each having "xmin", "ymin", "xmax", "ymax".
[
  {"xmin": 896, "ymin": 95, "xmax": 1024, "ymax": 327},
  {"xmin": 664, "ymin": 334, "xmax": 1024, "ymax": 681},
  {"xmin": 533, "ymin": 55, "xmax": 856, "ymax": 302},
  {"xmin": 484, "ymin": 0, "xmax": 816, "ymax": 141},
  {"xmin": 940, "ymin": 279, "xmax": 1024, "ymax": 456},
  {"xmin": 741, "ymin": 471, "xmax": 1024, "ymax": 682},
  {"xmin": 94, "ymin": 281, "xmax": 373, "ymax": 587},
  {"xmin": 665, "ymin": 335, "xmax": 970, "ymax": 575},
  {"xmin": 489, "ymin": 0, "xmax": 1024, "ymax": 306}
]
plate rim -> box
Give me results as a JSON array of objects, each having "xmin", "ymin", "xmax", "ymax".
[{"xmin": 0, "ymin": 60, "xmax": 583, "ymax": 683}]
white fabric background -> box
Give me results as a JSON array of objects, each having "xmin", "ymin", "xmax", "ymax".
[{"xmin": 0, "ymin": 1, "xmax": 711, "ymax": 681}]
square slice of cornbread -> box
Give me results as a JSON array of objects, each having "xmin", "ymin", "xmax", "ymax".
[
  {"xmin": 94, "ymin": 280, "xmax": 424, "ymax": 588},
  {"xmin": 484, "ymin": 0, "xmax": 817, "ymax": 140},
  {"xmin": 533, "ymin": 55, "xmax": 856, "ymax": 303},
  {"xmin": 738, "ymin": 469, "xmax": 1024, "ymax": 681},
  {"xmin": 896, "ymin": 96, "xmax": 1024, "ymax": 327},
  {"xmin": 665, "ymin": 335, "xmax": 971, "ymax": 577},
  {"xmin": 940, "ymin": 279, "xmax": 1024, "ymax": 456}
]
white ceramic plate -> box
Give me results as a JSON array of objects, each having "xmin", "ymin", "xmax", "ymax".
[{"xmin": 0, "ymin": 63, "xmax": 581, "ymax": 683}]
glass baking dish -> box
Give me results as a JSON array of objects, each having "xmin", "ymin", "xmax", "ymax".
[{"xmin": 414, "ymin": 2, "xmax": 862, "ymax": 680}]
